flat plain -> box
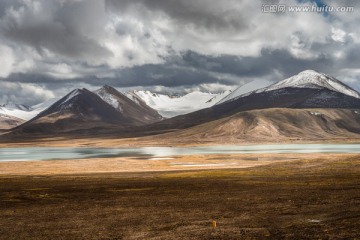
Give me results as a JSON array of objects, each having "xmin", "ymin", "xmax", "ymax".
[{"xmin": 1, "ymin": 153, "xmax": 359, "ymax": 239}]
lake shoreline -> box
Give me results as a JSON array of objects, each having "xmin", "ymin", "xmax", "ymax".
[
  {"xmin": 1, "ymin": 134, "xmax": 360, "ymax": 149},
  {"xmin": 0, "ymin": 153, "xmax": 358, "ymax": 176},
  {"xmin": 1, "ymin": 143, "xmax": 360, "ymax": 162}
]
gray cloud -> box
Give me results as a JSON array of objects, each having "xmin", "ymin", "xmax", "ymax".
[
  {"xmin": 105, "ymin": 0, "xmax": 248, "ymax": 33},
  {"xmin": 0, "ymin": 0, "xmax": 112, "ymax": 64},
  {"xmin": 0, "ymin": 81, "xmax": 55, "ymax": 106},
  {"xmin": 0, "ymin": 0, "xmax": 359, "ymax": 104},
  {"xmin": 0, "ymin": 48, "xmax": 343, "ymax": 88}
]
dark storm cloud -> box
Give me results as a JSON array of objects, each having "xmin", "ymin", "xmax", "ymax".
[
  {"xmin": 2, "ymin": 59, "xmax": 236, "ymax": 88},
  {"xmin": 2, "ymin": 24, "xmax": 112, "ymax": 61},
  {"xmin": 1, "ymin": 42, "xmax": 360, "ymax": 104},
  {"xmin": 0, "ymin": 0, "xmax": 112, "ymax": 62},
  {"xmin": 168, "ymin": 49, "xmax": 334, "ymax": 80},
  {"xmin": 0, "ymin": 48, "xmax": 340, "ymax": 89},
  {"xmin": 105, "ymin": 0, "xmax": 248, "ymax": 33}
]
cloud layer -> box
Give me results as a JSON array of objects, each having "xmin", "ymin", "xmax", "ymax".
[{"xmin": 0, "ymin": 0, "xmax": 359, "ymax": 104}]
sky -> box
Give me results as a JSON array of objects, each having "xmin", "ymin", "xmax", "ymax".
[{"xmin": 0, "ymin": 0, "xmax": 360, "ymax": 105}]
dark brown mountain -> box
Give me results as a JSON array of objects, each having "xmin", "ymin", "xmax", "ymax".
[
  {"xmin": 147, "ymin": 108, "xmax": 360, "ymax": 144},
  {"xmin": 0, "ymin": 114, "xmax": 24, "ymax": 131},
  {"xmin": 12, "ymin": 88, "xmax": 137, "ymax": 133},
  {"xmin": 94, "ymin": 85, "xmax": 163, "ymax": 124}
]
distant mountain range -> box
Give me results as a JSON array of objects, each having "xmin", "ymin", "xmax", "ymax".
[
  {"xmin": 0, "ymin": 87, "xmax": 232, "ymax": 124},
  {"xmin": 0, "ymin": 98, "xmax": 59, "ymax": 122},
  {"xmin": 3, "ymin": 70, "xmax": 360, "ymax": 142},
  {"xmin": 7, "ymin": 85, "xmax": 229, "ymax": 133},
  {"xmin": 0, "ymin": 85, "xmax": 231, "ymax": 129}
]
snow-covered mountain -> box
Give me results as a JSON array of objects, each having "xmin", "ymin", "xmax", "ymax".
[
  {"xmin": 0, "ymin": 103, "xmax": 33, "ymax": 121},
  {"xmin": 125, "ymin": 90, "xmax": 232, "ymax": 118},
  {"xmin": 95, "ymin": 85, "xmax": 163, "ymax": 124},
  {"xmin": 0, "ymin": 99, "xmax": 58, "ymax": 121},
  {"xmin": 34, "ymin": 88, "xmax": 129, "ymax": 122},
  {"xmin": 217, "ymin": 70, "xmax": 360, "ymax": 105},
  {"xmin": 151, "ymin": 70, "xmax": 360, "ymax": 133},
  {"xmin": 14, "ymin": 88, "xmax": 134, "ymax": 133},
  {"xmin": 1, "ymin": 103, "xmax": 31, "ymax": 111},
  {"xmin": 252, "ymin": 70, "xmax": 360, "ymax": 98},
  {"xmin": 214, "ymin": 69, "xmax": 360, "ymax": 111},
  {"xmin": 14, "ymin": 86, "xmax": 167, "ymax": 133}
]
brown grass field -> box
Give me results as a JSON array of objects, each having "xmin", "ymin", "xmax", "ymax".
[{"xmin": 0, "ymin": 153, "xmax": 359, "ymax": 239}]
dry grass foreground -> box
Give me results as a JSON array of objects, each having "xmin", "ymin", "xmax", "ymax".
[{"xmin": 0, "ymin": 153, "xmax": 359, "ymax": 239}]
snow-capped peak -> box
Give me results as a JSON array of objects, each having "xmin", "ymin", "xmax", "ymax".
[
  {"xmin": 56, "ymin": 88, "xmax": 85, "ymax": 108},
  {"xmin": 64, "ymin": 88, "xmax": 83, "ymax": 99},
  {"xmin": 255, "ymin": 70, "xmax": 360, "ymax": 98},
  {"xmin": 95, "ymin": 85, "xmax": 117, "ymax": 95},
  {"xmin": 1, "ymin": 102, "xmax": 32, "ymax": 111},
  {"xmin": 94, "ymin": 86, "xmax": 122, "ymax": 110}
]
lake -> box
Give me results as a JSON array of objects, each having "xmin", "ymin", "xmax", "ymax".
[{"xmin": 0, "ymin": 144, "xmax": 360, "ymax": 162}]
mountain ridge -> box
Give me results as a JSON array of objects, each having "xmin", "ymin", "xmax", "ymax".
[
  {"xmin": 95, "ymin": 85, "xmax": 163, "ymax": 124},
  {"xmin": 148, "ymin": 108, "xmax": 360, "ymax": 144},
  {"xmin": 4, "ymin": 70, "xmax": 360, "ymax": 140},
  {"xmin": 12, "ymin": 88, "xmax": 133, "ymax": 133},
  {"xmin": 250, "ymin": 70, "xmax": 360, "ymax": 98},
  {"xmin": 149, "ymin": 70, "xmax": 360, "ymax": 132}
]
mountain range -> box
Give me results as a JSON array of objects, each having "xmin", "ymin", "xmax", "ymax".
[
  {"xmin": 2, "ymin": 70, "xmax": 360, "ymax": 142},
  {"xmin": 0, "ymin": 87, "xmax": 231, "ymax": 124}
]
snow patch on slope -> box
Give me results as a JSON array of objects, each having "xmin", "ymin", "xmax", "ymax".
[
  {"xmin": 95, "ymin": 87, "xmax": 122, "ymax": 111},
  {"xmin": 60, "ymin": 89, "xmax": 82, "ymax": 107},
  {"xmin": 2, "ymin": 103, "xmax": 31, "ymax": 111},
  {"xmin": 217, "ymin": 79, "xmax": 273, "ymax": 104},
  {"xmin": 126, "ymin": 90, "xmax": 232, "ymax": 118}
]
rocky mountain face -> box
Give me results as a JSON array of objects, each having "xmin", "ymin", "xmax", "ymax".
[
  {"xmin": 95, "ymin": 85, "xmax": 163, "ymax": 124},
  {"xmin": 12, "ymin": 88, "xmax": 138, "ymax": 133}
]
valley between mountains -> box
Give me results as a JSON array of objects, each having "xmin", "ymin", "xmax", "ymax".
[{"xmin": 1, "ymin": 70, "xmax": 360, "ymax": 146}]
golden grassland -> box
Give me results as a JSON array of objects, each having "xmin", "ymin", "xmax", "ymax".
[{"xmin": 0, "ymin": 154, "xmax": 359, "ymax": 239}]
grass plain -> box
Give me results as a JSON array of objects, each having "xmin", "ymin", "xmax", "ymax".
[{"xmin": 0, "ymin": 153, "xmax": 359, "ymax": 239}]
